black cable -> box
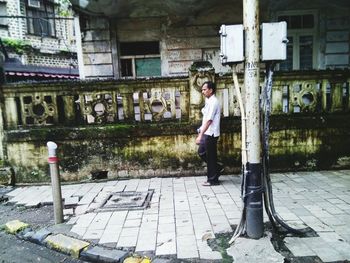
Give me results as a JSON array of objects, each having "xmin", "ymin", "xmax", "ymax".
[{"xmin": 261, "ymin": 62, "xmax": 308, "ymax": 235}]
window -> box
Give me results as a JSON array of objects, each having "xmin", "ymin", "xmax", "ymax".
[
  {"xmin": 120, "ymin": 41, "xmax": 161, "ymax": 78},
  {"xmin": 26, "ymin": 0, "xmax": 56, "ymax": 37},
  {"xmin": 0, "ymin": 2, "xmax": 8, "ymax": 27},
  {"xmin": 277, "ymin": 12, "xmax": 316, "ymax": 71}
]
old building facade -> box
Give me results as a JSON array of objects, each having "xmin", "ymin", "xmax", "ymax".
[
  {"xmin": 70, "ymin": 0, "xmax": 349, "ymax": 79},
  {"xmin": 0, "ymin": 0, "xmax": 349, "ymax": 183},
  {"xmin": 0, "ymin": 0, "xmax": 78, "ymax": 81}
]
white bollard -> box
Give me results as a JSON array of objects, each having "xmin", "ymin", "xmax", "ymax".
[{"xmin": 47, "ymin": 141, "xmax": 63, "ymax": 224}]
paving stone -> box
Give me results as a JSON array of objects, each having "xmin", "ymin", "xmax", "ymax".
[
  {"xmin": 5, "ymin": 220, "xmax": 29, "ymax": 234},
  {"xmin": 16, "ymin": 227, "xmax": 34, "ymax": 240},
  {"xmin": 70, "ymin": 226, "xmax": 87, "ymax": 237},
  {"xmin": 30, "ymin": 228, "xmax": 52, "ymax": 244},
  {"xmin": 135, "ymin": 230, "xmax": 156, "ymax": 252},
  {"xmin": 123, "ymin": 218, "xmax": 142, "ymax": 228},
  {"xmin": 176, "ymin": 235, "xmax": 198, "ymax": 258},
  {"xmin": 75, "ymin": 213, "xmax": 97, "ymax": 228},
  {"xmin": 284, "ymin": 237, "xmax": 316, "ymax": 257},
  {"xmin": 80, "ymin": 245, "xmax": 128, "ymax": 263},
  {"xmin": 312, "ymin": 247, "xmax": 347, "ymax": 262},
  {"xmin": 4, "ymin": 187, "xmax": 24, "ymax": 197},
  {"xmin": 64, "ymin": 208, "xmax": 74, "ymax": 216},
  {"xmin": 2, "ymin": 171, "xmax": 350, "ymax": 262},
  {"xmin": 156, "ymin": 238, "xmax": 176, "ymax": 256},
  {"xmin": 227, "ymin": 236, "xmax": 285, "ymax": 263},
  {"xmin": 99, "ymin": 226, "xmax": 122, "ymax": 244},
  {"xmin": 44, "ymin": 233, "xmax": 90, "ymax": 258},
  {"xmin": 117, "ymin": 235, "xmax": 138, "ymax": 247},
  {"xmin": 75, "ymin": 204, "xmax": 90, "ymax": 215},
  {"xmin": 89, "ymin": 212, "xmax": 113, "ymax": 230},
  {"xmin": 64, "ymin": 196, "xmax": 80, "ymax": 207},
  {"xmin": 83, "ymin": 229, "xmax": 104, "ymax": 240}
]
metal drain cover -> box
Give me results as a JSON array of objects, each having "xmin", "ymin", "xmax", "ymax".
[{"xmin": 97, "ymin": 190, "xmax": 154, "ymax": 211}]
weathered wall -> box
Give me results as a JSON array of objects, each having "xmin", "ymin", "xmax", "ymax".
[
  {"xmin": 4, "ymin": 115, "xmax": 350, "ymax": 183},
  {"xmin": 79, "ymin": 0, "xmax": 349, "ymax": 79},
  {"xmin": 1, "ymin": 60, "xmax": 349, "ymax": 183},
  {"xmin": 80, "ymin": 16, "xmax": 114, "ymax": 78}
]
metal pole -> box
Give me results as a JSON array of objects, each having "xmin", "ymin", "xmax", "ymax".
[
  {"xmin": 47, "ymin": 141, "xmax": 63, "ymax": 224},
  {"xmin": 243, "ymin": 0, "xmax": 263, "ymax": 238}
]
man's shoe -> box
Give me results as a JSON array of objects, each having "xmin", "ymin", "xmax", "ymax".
[{"xmin": 202, "ymin": 181, "xmax": 220, "ymax": 186}]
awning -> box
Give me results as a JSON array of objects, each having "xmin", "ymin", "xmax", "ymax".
[{"xmin": 6, "ymin": 71, "xmax": 79, "ymax": 79}]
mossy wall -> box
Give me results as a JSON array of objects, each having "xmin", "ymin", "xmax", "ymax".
[{"xmin": 5, "ymin": 115, "xmax": 350, "ymax": 183}]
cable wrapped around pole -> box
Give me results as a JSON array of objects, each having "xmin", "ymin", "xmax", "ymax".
[
  {"xmin": 261, "ymin": 62, "xmax": 308, "ymax": 235},
  {"xmin": 229, "ymin": 65, "xmax": 248, "ymax": 244}
]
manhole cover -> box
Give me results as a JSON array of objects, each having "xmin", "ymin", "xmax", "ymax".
[{"xmin": 96, "ymin": 190, "xmax": 154, "ymax": 212}]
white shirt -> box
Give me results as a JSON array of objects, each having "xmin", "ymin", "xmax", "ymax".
[{"xmin": 200, "ymin": 95, "xmax": 221, "ymax": 137}]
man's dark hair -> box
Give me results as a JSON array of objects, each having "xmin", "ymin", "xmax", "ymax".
[{"xmin": 202, "ymin": 81, "xmax": 216, "ymax": 94}]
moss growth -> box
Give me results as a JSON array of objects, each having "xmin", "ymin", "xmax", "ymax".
[
  {"xmin": 15, "ymin": 167, "xmax": 49, "ymax": 183},
  {"xmin": 2, "ymin": 38, "xmax": 32, "ymax": 55},
  {"xmin": 207, "ymin": 232, "xmax": 234, "ymax": 263}
]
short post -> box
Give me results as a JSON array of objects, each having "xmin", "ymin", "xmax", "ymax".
[{"xmin": 47, "ymin": 141, "xmax": 63, "ymax": 224}]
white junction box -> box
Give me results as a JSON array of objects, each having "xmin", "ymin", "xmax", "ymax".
[
  {"xmin": 219, "ymin": 24, "xmax": 244, "ymax": 64},
  {"xmin": 261, "ymin": 21, "xmax": 288, "ymax": 61}
]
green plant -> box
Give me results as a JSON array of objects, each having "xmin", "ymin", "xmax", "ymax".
[
  {"xmin": 2, "ymin": 38, "xmax": 31, "ymax": 55},
  {"xmin": 57, "ymin": 0, "xmax": 72, "ymax": 17}
]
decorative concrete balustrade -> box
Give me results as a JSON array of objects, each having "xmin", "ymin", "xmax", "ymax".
[
  {"xmin": 0, "ymin": 65, "xmax": 349, "ymax": 182},
  {"xmin": 1, "ymin": 78, "xmax": 189, "ymax": 128},
  {"xmin": 1, "ymin": 69, "xmax": 349, "ymax": 130}
]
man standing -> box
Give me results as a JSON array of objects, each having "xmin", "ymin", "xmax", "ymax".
[{"xmin": 196, "ymin": 81, "xmax": 222, "ymax": 186}]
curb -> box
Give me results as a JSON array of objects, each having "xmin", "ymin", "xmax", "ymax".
[{"xmin": 1, "ymin": 219, "xmax": 172, "ymax": 263}]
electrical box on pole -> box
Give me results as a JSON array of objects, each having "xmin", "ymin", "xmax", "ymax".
[
  {"xmin": 261, "ymin": 21, "xmax": 288, "ymax": 61},
  {"xmin": 219, "ymin": 24, "xmax": 244, "ymax": 64}
]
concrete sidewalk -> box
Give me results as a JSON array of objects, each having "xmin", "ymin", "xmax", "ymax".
[{"xmin": 2, "ymin": 170, "xmax": 350, "ymax": 262}]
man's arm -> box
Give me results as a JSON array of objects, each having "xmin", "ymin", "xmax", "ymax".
[{"xmin": 196, "ymin": 120, "xmax": 213, "ymax": 145}]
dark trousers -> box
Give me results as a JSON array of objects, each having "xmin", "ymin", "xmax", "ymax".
[{"xmin": 198, "ymin": 134, "xmax": 219, "ymax": 183}]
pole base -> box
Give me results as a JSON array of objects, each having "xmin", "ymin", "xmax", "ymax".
[{"xmin": 246, "ymin": 206, "xmax": 264, "ymax": 238}]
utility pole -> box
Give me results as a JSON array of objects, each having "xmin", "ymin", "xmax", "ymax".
[{"xmin": 243, "ymin": 0, "xmax": 264, "ymax": 238}]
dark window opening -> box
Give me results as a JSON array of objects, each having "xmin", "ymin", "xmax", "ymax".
[
  {"xmin": 15, "ymin": 97, "xmax": 23, "ymax": 126},
  {"xmin": 299, "ymin": 36, "xmax": 313, "ymax": 70},
  {"xmin": 279, "ymin": 36, "xmax": 293, "ymax": 71},
  {"xmin": 119, "ymin": 41, "xmax": 161, "ymax": 78},
  {"xmin": 121, "ymin": 59, "xmax": 133, "ymax": 77},
  {"xmin": 120, "ymin": 41, "xmax": 160, "ymax": 56},
  {"xmin": 302, "ymin": 15, "xmax": 314, "ymax": 28},
  {"xmin": 26, "ymin": 0, "xmax": 56, "ymax": 37},
  {"xmin": 0, "ymin": 2, "xmax": 8, "ymax": 26},
  {"xmin": 278, "ymin": 14, "xmax": 314, "ymax": 29},
  {"xmin": 291, "ymin": 15, "xmax": 302, "ymax": 29},
  {"xmin": 79, "ymin": 14, "xmax": 89, "ymax": 31}
]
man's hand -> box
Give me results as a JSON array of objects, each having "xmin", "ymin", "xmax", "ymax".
[
  {"xmin": 195, "ymin": 134, "xmax": 202, "ymax": 145},
  {"xmin": 196, "ymin": 120, "xmax": 212, "ymax": 145}
]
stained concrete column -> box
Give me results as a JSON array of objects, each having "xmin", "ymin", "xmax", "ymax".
[{"xmin": 188, "ymin": 61, "xmax": 215, "ymax": 123}]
